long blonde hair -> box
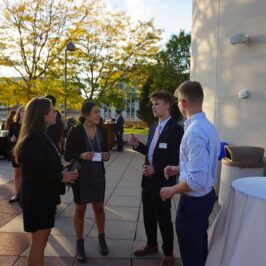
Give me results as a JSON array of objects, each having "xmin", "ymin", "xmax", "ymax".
[
  {"xmin": 13, "ymin": 98, "xmax": 52, "ymax": 164},
  {"xmin": 14, "ymin": 106, "xmax": 24, "ymax": 123}
]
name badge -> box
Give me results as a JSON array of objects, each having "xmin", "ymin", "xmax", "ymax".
[
  {"xmin": 159, "ymin": 143, "xmax": 167, "ymax": 149},
  {"xmin": 92, "ymin": 152, "xmax": 102, "ymax": 161}
]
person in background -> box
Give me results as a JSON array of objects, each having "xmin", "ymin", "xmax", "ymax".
[
  {"xmin": 45, "ymin": 95, "xmax": 64, "ymax": 153},
  {"xmin": 64, "ymin": 101, "xmax": 110, "ymax": 263},
  {"xmin": 6, "ymin": 110, "xmax": 17, "ymax": 161},
  {"xmin": 160, "ymin": 81, "xmax": 220, "ymax": 266},
  {"xmin": 8, "ymin": 106, "xmax": 25, "ymax": 203},
  {"xmin": 5, "ymin": 110, "xmax": 16, "ymax": 130},
  {"xmin": 130, "ymin": 91, "xmax": 184, "ymax": 266},
  {"xmin": 114, "ymin": 109, "xmax": 124, "ymax": 152},
  {"xmin": 13, "ymin": 97, "xmax": 78, "ymax": 266}
]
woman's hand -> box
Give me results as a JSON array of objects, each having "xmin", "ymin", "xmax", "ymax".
[
  {"xmin": 10, "ymin": 135, "xmax": 17, "ymax": 143},
  {"xmin": 62, "ymin": 170, "xmax": 78, "ymax": 184},
  {"xmin": 80, "ymin": 152, "xmax": 94, "ymax": 160},
  {"xmin": 102, "ymin": 152, "xmax": 110, "ymax": 161}
]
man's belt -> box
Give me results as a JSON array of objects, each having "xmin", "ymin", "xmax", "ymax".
[{"xmin": 181, "ymin": 188, "xmax": 215, "ymax": 199}]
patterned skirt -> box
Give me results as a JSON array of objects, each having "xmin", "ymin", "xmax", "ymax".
[{"xmin": 72, "ymin": 161, "xmax": 105, "ymax": 204}]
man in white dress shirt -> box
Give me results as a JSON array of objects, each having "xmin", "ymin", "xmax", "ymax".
[{"xmin": 160, "ymin": 81, "xmax": 220, "ymax": 266}]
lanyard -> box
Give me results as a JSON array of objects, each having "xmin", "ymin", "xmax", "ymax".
[
  {"xmin": 45, "ymin": 134, "xmax": 60, "ymax": 156},
  {"xmin": 84, "ymin": 126, "xmax": 102, "ymax": 153}
]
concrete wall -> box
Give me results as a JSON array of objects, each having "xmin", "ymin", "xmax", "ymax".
[{"xmin": 191, "ymin": 0, "xmax": 266, "ymax": 150}]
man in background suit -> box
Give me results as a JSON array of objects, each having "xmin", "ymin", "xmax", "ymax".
[
  {"xmin": 114, "ymin": 110, "xmax": 124, "ymax": 152},
  {"xmin": 130, "ymin": 91, "xmax": 184, "ymax": 266}
]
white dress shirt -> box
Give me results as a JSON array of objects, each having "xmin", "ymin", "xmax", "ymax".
[
  {"xmin": 148, "ymin": 116, "xmax": 171, "ymax": 164},
  {"xmin": 179, "ymin": 112, "xmax": 220, "ymax": 197}
]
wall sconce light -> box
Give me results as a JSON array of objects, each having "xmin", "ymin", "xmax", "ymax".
[
  {"xmin": 238, "ymin": 90, "xmax": 249, "ymax": 99},
  {"xmin": 230, "ymin": 33, "xmax": 249, "ymax": 45}
]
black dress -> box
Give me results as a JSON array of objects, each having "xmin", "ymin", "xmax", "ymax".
[
  {"xmin": 8, "ymin": 122, "xmax": 21, "ymax": 168},
  {"xmin": 64, "ymin": 125, "xmax": 108, "ymax": 204}
]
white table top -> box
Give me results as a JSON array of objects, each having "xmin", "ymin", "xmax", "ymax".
[{"xmin": 232, "ymin": 177, "xmax": 266, "ymax": 200}]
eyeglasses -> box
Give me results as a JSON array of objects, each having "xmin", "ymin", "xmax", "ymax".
[{"xmin": 177, "ymin": 98, "xmax": 186, "ymax": 103}]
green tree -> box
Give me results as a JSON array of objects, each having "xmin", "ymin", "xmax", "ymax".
[
  {"xmin": 137, "ymin": 77, "xmax": 154, "ymax": 126},
  {"xmin": 137, "ymin": 30, "xmax": 191, "ymax": 125},
  {"xmin": 0, "ymin": 0, "xmax": 95, "ymax": 106},
  {"xmin": 66, "ymin": 7, "xmax": 162, "ymax": 103}
]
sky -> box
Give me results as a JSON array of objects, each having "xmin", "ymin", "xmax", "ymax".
[{"xmin": 104, "ymin": 0, "xmax": 192, "ymax": 44}]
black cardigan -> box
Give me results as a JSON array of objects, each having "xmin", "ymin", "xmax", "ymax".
[
  {"xmin": 19, "ymin": 132, "xmax": 63, "ymax": 211},
  {"xmin": 64, "ymin": 124, "xmax": 108, "ymax": 174}
]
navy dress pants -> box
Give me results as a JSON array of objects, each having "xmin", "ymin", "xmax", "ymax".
[
  {"xmin": 115, "ymin": 131, "xmax": 123, "ymax": 151},
  {"xmin": 176, "ymin": 190, "xmax": 216, "ymax": 266}
]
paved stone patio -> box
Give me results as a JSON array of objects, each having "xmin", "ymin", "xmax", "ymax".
[{"xmin": 0, "ymin": 146, "xmax": 219, "ymax": 265}]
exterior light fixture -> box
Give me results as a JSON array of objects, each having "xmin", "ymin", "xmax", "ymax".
[{"xmin": 230, "ymin": 33, "xmax": 249, "ymax": 45}]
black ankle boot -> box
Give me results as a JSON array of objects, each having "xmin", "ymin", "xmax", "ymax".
[
  {"xmin": 98, "ymin": 234, "xmax": 108, "ymax": 256},
  {"xmin": 76, "ymin": 239, "xmax": 87, "ymax": 263}
]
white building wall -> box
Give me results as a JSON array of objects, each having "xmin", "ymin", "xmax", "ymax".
[{"xmin": 191, "ymin": 0, "xmax": 266, "ymax": 149}]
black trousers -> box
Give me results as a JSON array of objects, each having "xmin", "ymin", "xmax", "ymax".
[
  {"xmin": 115, "ymin": 131, "xmax": 123, "ymax": 151},
  {"xmin": 176, "ymin": 190, "xmax": 216, "ymax": 266},
  {"xmin": 142, "ymin": 186, "xmax": 174, "ymax": 256}
]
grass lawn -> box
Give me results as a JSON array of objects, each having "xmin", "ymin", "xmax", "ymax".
[{"xmin": 124, "ymin": 128, "xmax": 148, "ymax": 134}]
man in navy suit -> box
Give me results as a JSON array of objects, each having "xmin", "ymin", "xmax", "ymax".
[
  {"xmin": 130, "ymin": 91, "xmax": 184, "ymax": 266},
  {"xmin": 114, "ymin": 110, "xmax": 124, "ymax": 152}
]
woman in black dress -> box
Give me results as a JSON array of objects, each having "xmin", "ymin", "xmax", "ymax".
[
  {"xmin": 8, "ymin": 106, "xmax": 25, "ymax": 203},
  {"xmin": 65, "ymin": 101, "xmax": 110, "ymax": 263},
  {"xmin": 13, "ymin": 97, "xmax": 78, "ymax": 266}
]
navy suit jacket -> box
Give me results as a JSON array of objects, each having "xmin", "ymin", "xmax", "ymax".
[
  {"xmin": 115, "ymin": 116, "xmax": 124, "ymax": 133},
  {"xmin": 135, "ymin": 117, "xmax": 184, "ymax": 192}
]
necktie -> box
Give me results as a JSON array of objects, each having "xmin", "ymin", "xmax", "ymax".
[{"xmin": 150, "ymin": 124, "xmax": 161, "ymax": 164}]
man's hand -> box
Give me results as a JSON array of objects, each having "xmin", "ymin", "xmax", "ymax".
[
  {"xmin": 164, "ymin": 165, "xmax": 180, "ymax": 179},
  {"xmin": 143, "ymin": 164, "xmax": 155, "ymax": 176},
  {"xmin": 10, "ymin": 135, "xmax": 17, "ymax": 143},
  {"xmin": 129, "ymin": 134, "xmax": 140, "ymax": 146},
  {"xmin": 160, "ymin": 186, "xmax": 174, "ymax": 201}
]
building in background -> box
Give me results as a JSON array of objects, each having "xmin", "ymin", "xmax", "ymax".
[
  {"xmin": 191, "ymin": 0, "xmax": 266, "ymax": 150},
  {"xmin": 101, "ymin": 101, "xmax": 140, "ymax": 122},
  {"xmin": 101, "ymin": 88, "xmax": 140, "ymax": 122}
]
